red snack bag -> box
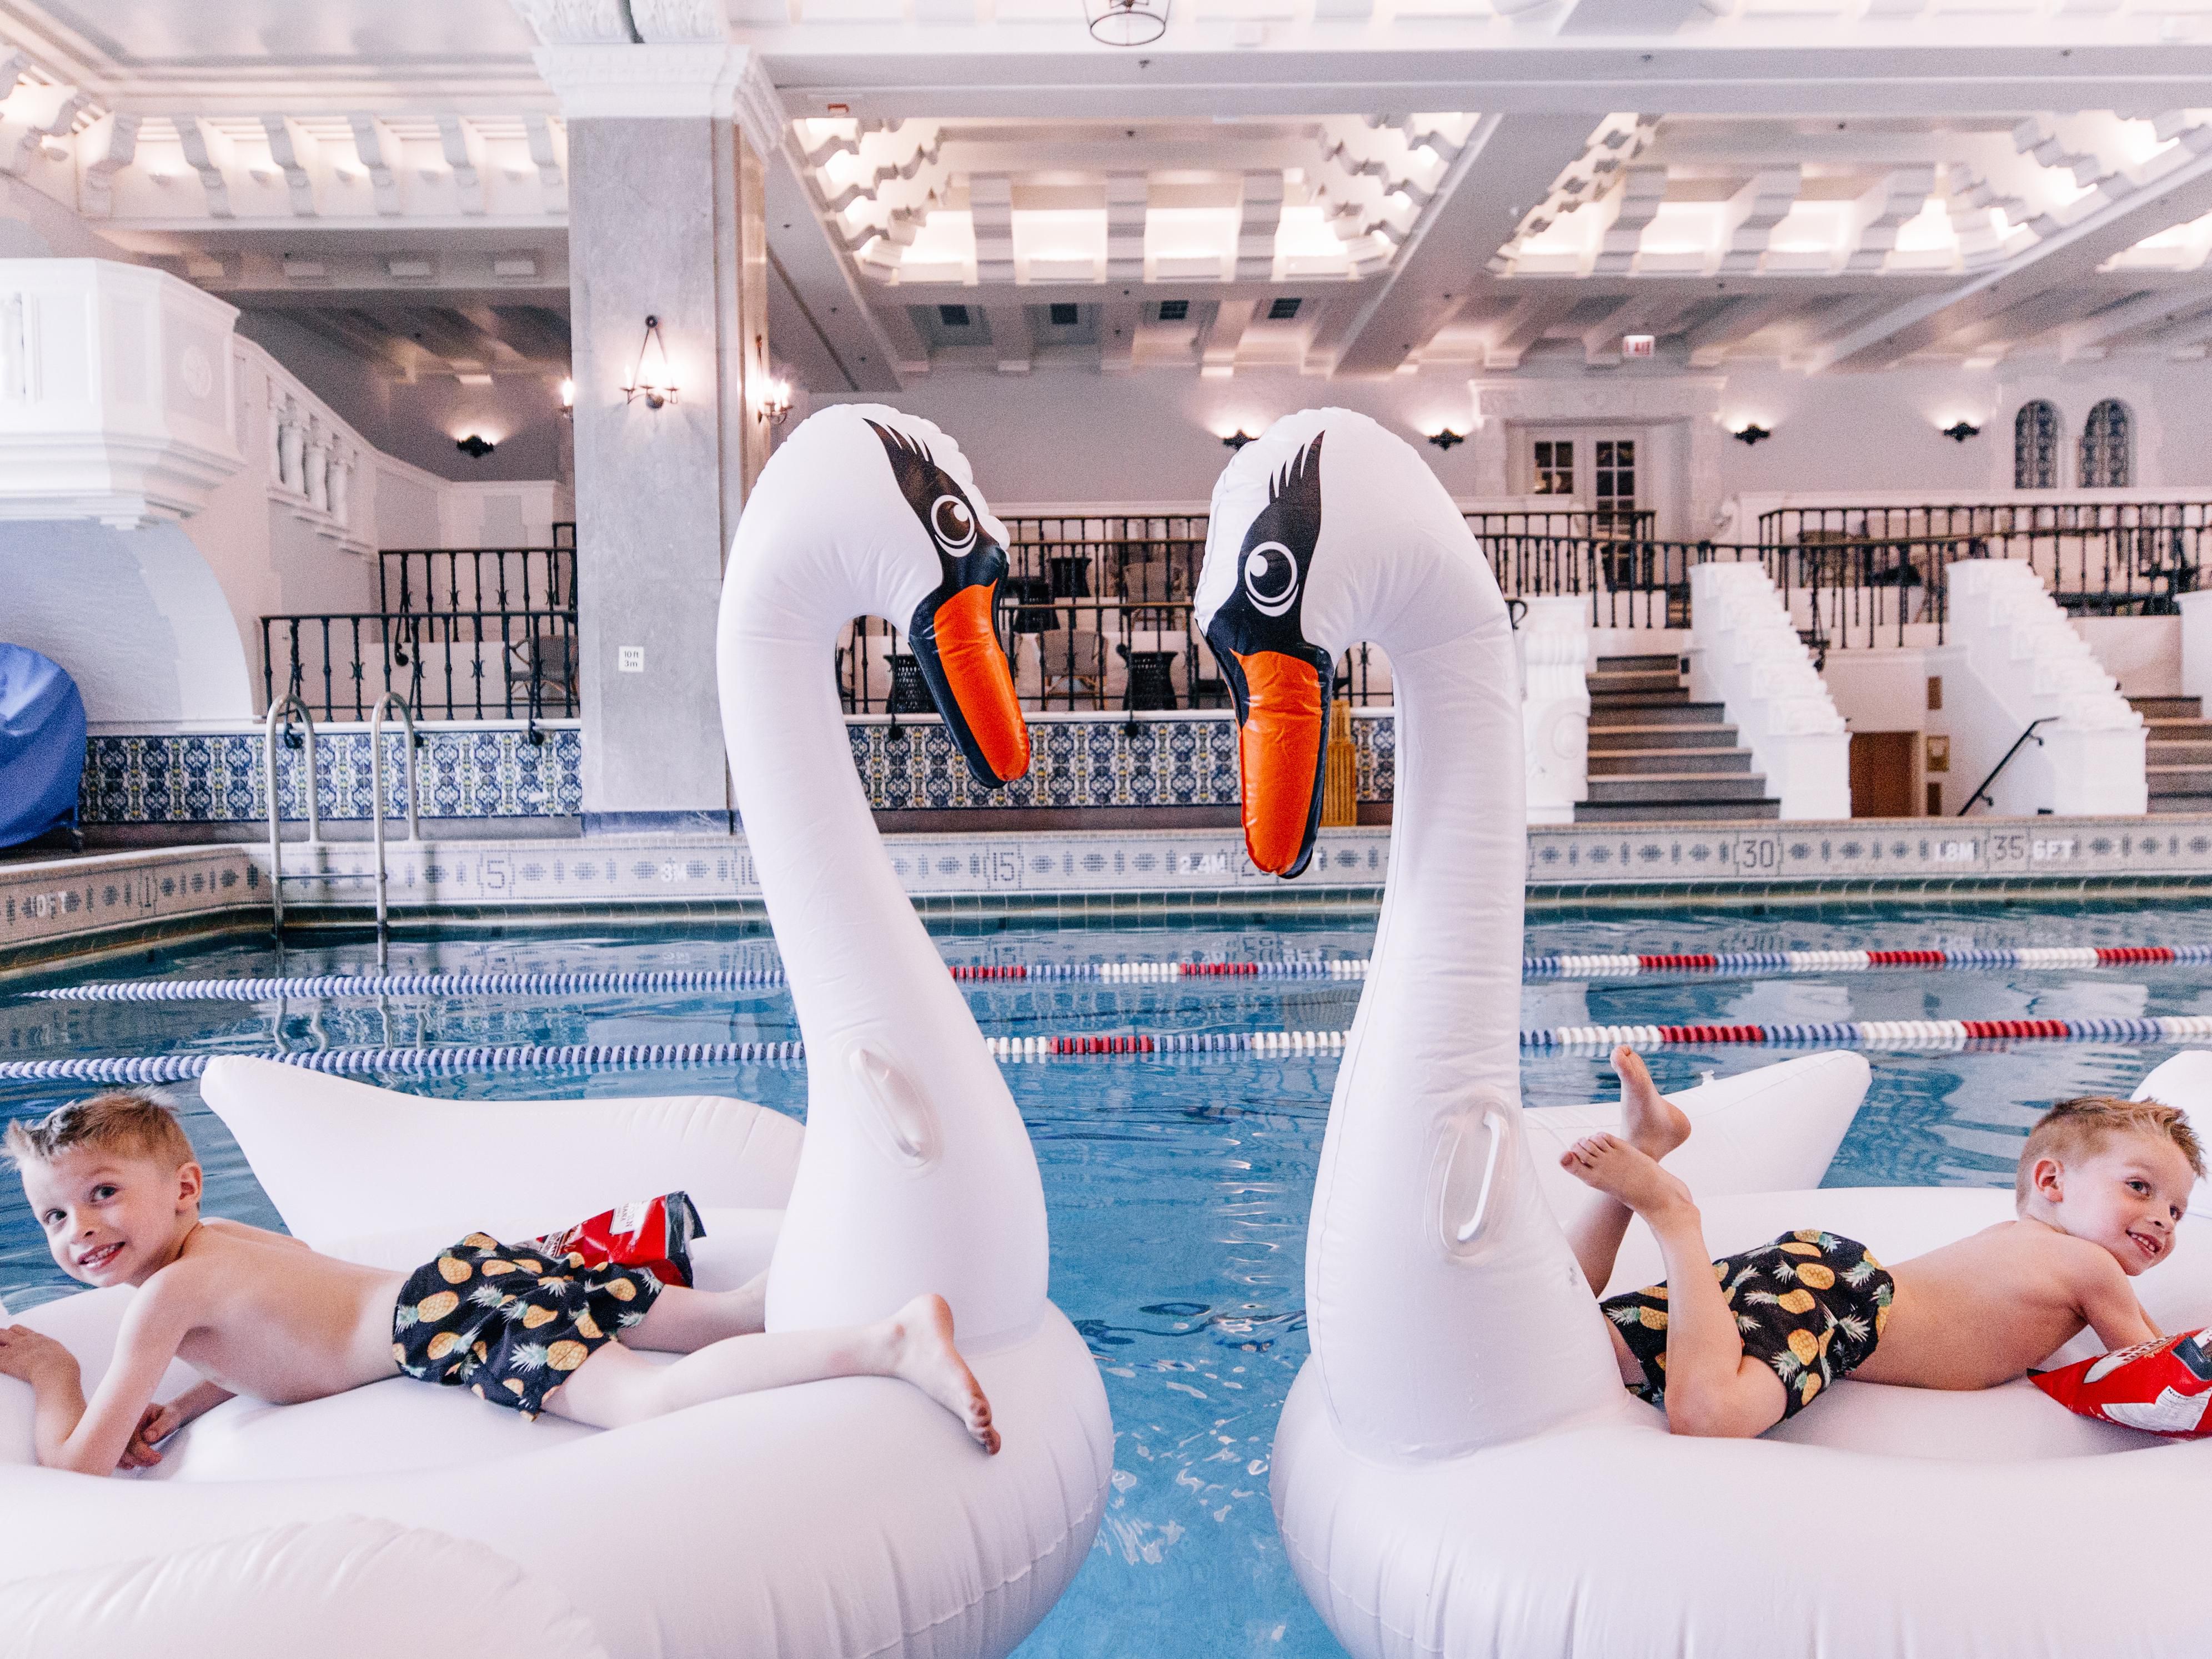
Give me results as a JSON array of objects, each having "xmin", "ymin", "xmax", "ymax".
[
  {"xmin": 529, "ymin": 1191, "xmax": 705, "ymax": 1289},
  {"xmin": 2032, "ymin": 1328, "xmax": 2212, "ymax": 1436}
]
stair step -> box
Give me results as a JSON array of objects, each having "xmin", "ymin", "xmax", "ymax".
[
  {"xmin": 2131, "ymin": 695, "xmax": 2205, "ymax": 720},
  {"xmin": 1574, "ymin": 798, "xmax": 1782, "ymax": 824},
  {"xmin": 1586, "ymin": 671, "xmax": 1682, "ymax": 696},
  {"xmin": 2148, "ymin": 765, "xmax": 2212, "ymax": 793},
  {"xmin": 2149, "ymin": 795, "xmax": 2212, "ymax": 815},
  {"xmin": 1586, "ymin": 774, "xmax": 1777, "ymax": 804},
  {"xmin": 1588, "ymin": 723, "xmax": 1741, "ymax": 750},
  {"xmin": 2147, "ymin": 739, "xmax": 2212, "ymax": 765},
  {"xmin": 1589, "ymin": 748, "xmax": 1754, "ymax": 776},
  {"xmin": 1587, "ymin": 700, "xmax": 1728, "ymax": 727},
  {"xmin": 1593, "ymin": 654, "xmax": 1682, "ymax": 672}
]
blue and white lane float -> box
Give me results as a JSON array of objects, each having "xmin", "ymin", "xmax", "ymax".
[
  {"xmin": 13, "ymin": 1011, "xmax": 2212, "ymax": 1085},
  {"xmin": 1195, "ymin": 410, "xmax": 2212, "ymax": 1659},
  {"xmin": 28, "ymin": 939, "xmax": 2209, "ymax": 1003},
  {"xmin": 0, "ymin": 409, "xmax": 1113, "ymax": 1659}
]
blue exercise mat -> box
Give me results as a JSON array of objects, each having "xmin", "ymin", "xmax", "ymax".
[{"xmin": 0, "ymin": 643, "xmax": 86, "ymax": 848}]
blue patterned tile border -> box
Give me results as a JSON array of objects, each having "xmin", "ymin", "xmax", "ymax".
[
  {"xmin": 851, "ymin": 710, "xmax": 1392, "ymax": 811},
  {"xmin": 81, "ymin": 724, "xmax": 584, "ymax": 825},
  {"xmin": 81, "ymin": 713, "xmax": 1394, "ymax": 825}
]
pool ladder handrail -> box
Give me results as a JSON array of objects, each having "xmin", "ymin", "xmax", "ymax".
[{"xmin": 264, "ymin": 693, "xmax": 422, "ymax": 945}]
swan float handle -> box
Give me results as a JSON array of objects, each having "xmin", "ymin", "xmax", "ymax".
[{"xmin": 1453, "ymin": 1111, "xmax": 1508, "ymax": 1247}]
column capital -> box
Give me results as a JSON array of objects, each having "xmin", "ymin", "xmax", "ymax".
[{"xmin": 529, "ymin": 40, "xmax": 785, "ymax": 159}]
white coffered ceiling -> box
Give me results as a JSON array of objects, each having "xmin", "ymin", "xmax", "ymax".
[{"xmin": 1, "ymin": 0, "xmax": 2209, "ymax": 392}]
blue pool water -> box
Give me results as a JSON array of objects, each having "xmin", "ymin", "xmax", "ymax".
[{"xmin": 7, "ymin": 900, "xmax": 2212, "ymax": 1657}]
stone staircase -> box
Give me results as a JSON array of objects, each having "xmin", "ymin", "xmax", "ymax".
[
  {"xmin": 2133, "ymin": 694, "xmax": 2212, "ymax": 815},
  {"xmin": 1578, "ymin": 653, "xmax": 1780, "ymax": 823}
]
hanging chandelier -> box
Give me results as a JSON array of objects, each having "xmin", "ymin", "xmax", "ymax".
[{"xmin": 1086, "ymin": 0, "xmax": 1167, "ymax": 46}]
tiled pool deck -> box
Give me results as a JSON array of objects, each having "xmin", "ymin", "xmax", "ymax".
[{"xmin": 8, "ymin": 816, "xmax": 2212, "ymax": 975}]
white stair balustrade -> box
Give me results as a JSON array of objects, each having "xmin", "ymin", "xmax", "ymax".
[
  {"xmin": 1519, "ymin": 594, "xmax": 1589, "ymax": 826},
  {"xmin": 1944, "ymin": 559, "xmax": 2146, "ymax": 815},
  {"xmin": 1687, "ymin": 562, "xmax": 1850, "ymax": 820}
]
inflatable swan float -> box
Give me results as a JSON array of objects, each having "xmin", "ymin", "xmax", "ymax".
[
  {"xmin": 0, "ymin": 407, "xmax": 1112, "ymax": 1659},
  {"xmin": 1197, "ymin": 409, "xmax": 2212, "ymax": 1659}
]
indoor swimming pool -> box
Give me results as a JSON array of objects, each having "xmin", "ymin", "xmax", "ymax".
[{"xmin": 7, "ymin": 899, "xmax": 2212, "ymax": 1658}]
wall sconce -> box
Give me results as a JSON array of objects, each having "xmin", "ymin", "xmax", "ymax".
[
  {"xmin": 623, "ymin": 315, "xmax": 676, "ymax": 409},
  {"xmin": 1221, "ymin": 429, "xmax": 1258, "ymax": 450},
  {"xmin": 558, "ymin": 377, "xmax": 574, "ymax": 420},
  {"xmin": 758, "ymin": 377, "xmax": 793, "ymax": 428},
  {"xmin": 1427, "ymin": 428, "xmax": 1466, "ymax": 451},
  {"xmin": 1732, "ymin": 423, "xmax": 1772, "ymax": 447},
  {"xmin": 455, "ymin": 434, "xmax": 496, "ymax": 459},
  {"xmin": 1941, "ymin": 420, "xmax": 1981, "ymax": 443}
]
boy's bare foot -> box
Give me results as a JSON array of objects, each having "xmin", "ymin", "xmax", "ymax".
[
  {"xmin": 1561, "ymin": 1132, "xmax": 1696, "ymax": 1224},
  {"xmin": 1613, "ymin": 1045, "xmax": 1691, "ymax": 1163},
  {"xmin": 885, "ymin": 1294, "xmax": 1000, "ymax": 1455}
]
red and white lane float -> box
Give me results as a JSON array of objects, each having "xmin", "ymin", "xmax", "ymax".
[
  {"xmin": 1198, "ymin": 408, "xmax": 2212, "ymax": 1659},
  {"xmin": 0, "ymin": 409, "xmax": 1111, "ymax": 1659}
]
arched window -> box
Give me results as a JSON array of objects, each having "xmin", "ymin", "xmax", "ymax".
[
  {"xmin": 2080, "ymin": 398, "xmax": 2132, "ymax": 488},
  {"xmin": 2014, "ymin": 400, "xmax": 2060, "ymax": 490}
]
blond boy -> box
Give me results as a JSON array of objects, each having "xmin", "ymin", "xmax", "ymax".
[
  {"xmin": 0, "ymin": 1092, "xmax": 997, "ymax": 1476},
  {"xmin": 1562, "ymin": 1048, "xmax": 2201, "ymax": 1437}
]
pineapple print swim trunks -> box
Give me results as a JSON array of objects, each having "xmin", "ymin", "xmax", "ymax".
[
  {"xmin": 1601, "ymin": 1230, "xmax": 1895, "ymax": 1420},
  {"xmin": 392, "ymin": 1232, "xmax": 677, "ymax": 1419}
]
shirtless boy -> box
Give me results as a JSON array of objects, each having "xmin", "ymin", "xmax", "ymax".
[
  {"xmin": 0, "ymin": 1092, "xmax": 999, "ymax": 1476},
  {"xmin": 1561, "ymin": 1047, "xmax": 2203, "ymax": 1437}
]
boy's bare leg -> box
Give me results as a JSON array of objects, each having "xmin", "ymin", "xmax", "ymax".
[
  {"xmin": 617, "ymin": 1271, "xmax": 769, "ymax": 1352},
  {"xmin": 544, "ymin": 1291, "xmax": 1000, "ymax": 1452},
  {"xmin": 1563, "ymin": 1133, "xmax": 1787, "ymax": 1438},
  {"xmin": 1561, "ymin": 1046, "xmax": 1693, "ymax": 1296}
]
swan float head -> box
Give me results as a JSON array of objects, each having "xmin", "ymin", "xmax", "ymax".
[{"xmin": 865, "ymin": 417, "xmax": 1030, "ymax": 785}]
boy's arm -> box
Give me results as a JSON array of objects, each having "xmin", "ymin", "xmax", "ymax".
[
  {"xmin": 0, "ymin": 1281, "xmax": 198, "ymax": 1476},
  {"xmin": 2075, "ymin": 1249, "xmax": 2163, "ymax": 1351}
]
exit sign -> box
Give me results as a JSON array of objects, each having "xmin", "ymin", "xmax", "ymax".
[{"xmin": 1622, "ymin": 334, "xmax": 1656, "ymax": 358}]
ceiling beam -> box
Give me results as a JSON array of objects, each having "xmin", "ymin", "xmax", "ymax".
[
  {"xmin": 2056, "ymin": 288, "xmax": 2209, "ymax": 361},
  {"xmin": 750, "ymin": 40, "xmax": 2212, "ymax": 124},
  {"xmin": 1806, "ymin": 134, "xmax": 2212, "ymax": 372},
  {"xmin": 761, "ymin": 143, "xmax": 905, "ymax": 393},
  {"xmin": 1683, "ymin": 294, "xmax": 1793, "ymax": 366},
  {"xmin": 1482, "ymin": 292, "xmax": 1582, "ymax": 370},
  {"xmin": 458, "ymin": 303, "xmax": 572, "ymax": 364},
  {"xmin": 985, "ymin": 303, "xmax": 1032, "ymax": 374},
  {"xmin": 1330, "ymin": 112, "xmax": 1596, "ymax": 377},
  {"xmin": 280, "ymin": 308, "xmax": 424, "ymax": 378}
]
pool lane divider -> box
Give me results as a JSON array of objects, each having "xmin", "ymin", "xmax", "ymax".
[
  {"xmin": 26, "ymin": 943, "xmax": 2212, "ymax": 1006},
  {"xmin": 13, "ymin": 1013, "xmax": 2212, "ymax": 1084}
]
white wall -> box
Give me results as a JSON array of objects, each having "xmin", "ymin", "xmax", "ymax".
[
  {"xmin": 817, "ymin": 357, "xmax": 2212, "ymax": 533},
  {"xmin": 0, "ymin": 520, "xmax": 253, "ymax": 723}
]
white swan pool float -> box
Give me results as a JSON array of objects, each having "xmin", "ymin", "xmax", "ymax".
[
  {"xmin": 1197, "ymin": 408, "xmax": 2212, "ymax": 1659},
  {"xmin": 0, "ymin": 407, "xmax": 1113, "ymax": 1658}
]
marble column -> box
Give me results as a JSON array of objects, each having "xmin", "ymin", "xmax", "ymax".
[{"xmin": 547, "ymin": 39, "xmax": 778, "ymax": 829}]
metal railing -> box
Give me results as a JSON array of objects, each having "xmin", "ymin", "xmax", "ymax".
[
  {"xmin": 1481, "ymin": 525, "xmax": 2202, "ymax": 648},
  {"xmin": 1959, "ymin": 717, "xmax": 2053, "ymax": 816},
  {"xmin": 1758, "ymin": 499, "xmax": 2212, "ymax": 544},
  {"xmin": 261, "ymin": 610, "xmax": 580, "ymax": 727},
  {"xmin": 379, "ymin": 545, "xmax": 576, "ymax": 617}
]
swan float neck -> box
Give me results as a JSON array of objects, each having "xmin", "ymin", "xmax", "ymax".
[
  {"xmin": 718, "ymin": 405, "xmax": 1047, "ymax": 1349},
  {"xmin": 1199, "ymin": 408, "xmax": 1624, "ymax": 1457}
]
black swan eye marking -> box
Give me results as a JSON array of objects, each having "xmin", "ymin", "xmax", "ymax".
[
  {"xmin": 930, "ymin": 494, "xmax": 977, "ymax": 554},
  {"xmin": 1243, "ymin": 540, "xmax": 1298, "ymax": 617}
]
